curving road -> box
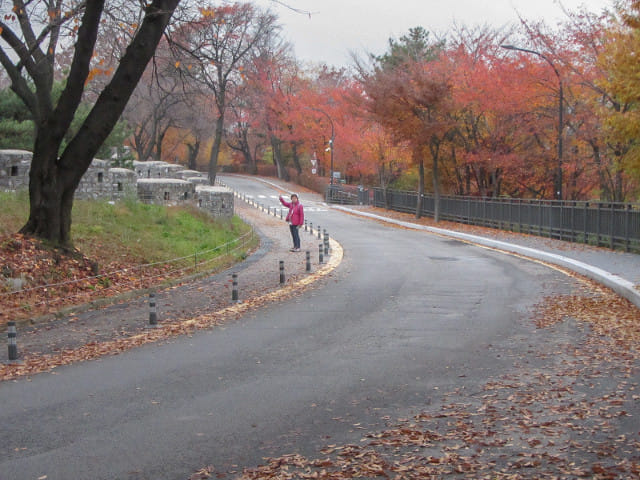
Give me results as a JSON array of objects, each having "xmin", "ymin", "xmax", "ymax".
[{"xmin": 0, "ymin": 176, "xmax": 579, "ymax": 480}]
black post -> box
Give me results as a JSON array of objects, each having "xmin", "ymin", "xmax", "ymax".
[
  {"xmin": 148, "ymin": 292, "xmax": 158, "ymax": 327},
  {"xmin": 317, "ymin": 226, "xmax": 321, "ymax": 240},
  {"xmin": 304, "ymin": 220, "xmax": 307, "ymax": 232},
  {"xmin": 306, "ymin": 251, "xmax": 311, "ymax": 272},
  {"xmin": 232, "ymin": 273, "xmax": 239, "ymax": 302},
  {"xmin": 279, "ymin": 260, "xmax": 285, "ymax": 285},
  {"xmin": 319, "ymin": 243, "xmax": 324, "ymax": 264},
  {"xmin": 7, "ymin": 321, "xmax": 17, "ymax": 361},
  {"xmin": 309, "ymin": 222, "xmax": 313, "ymax": 235},
  {"xmin": 324, "ymin": 232, "xmax": 329, "ymax": 256}
]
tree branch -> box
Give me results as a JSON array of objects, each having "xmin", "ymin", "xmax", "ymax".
[{"xmin": 50, "ymin": 0, "xmax": 105, "ymax": 139}]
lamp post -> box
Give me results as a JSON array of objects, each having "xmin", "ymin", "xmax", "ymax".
[
  {"xmin": 310, "ymin": 107, "xmax": 335, "ymax": 185},
  {"xmin": 501, "ymin": 44, "xmax": 563, "ymax": 200}
]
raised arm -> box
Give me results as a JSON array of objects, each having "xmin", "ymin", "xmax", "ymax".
[{"xmin": 279, "ymin": 196, "xmax": 292, "ymax": 208}]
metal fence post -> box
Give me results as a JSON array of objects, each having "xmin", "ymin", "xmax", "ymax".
[
  {"xmin": 610, "ymin": 203, "xmax": 615, "ymax": 249},
  {"xmin": 597, "ymin": 203, "xmax": 602, "ymax": 247},
  {"xmin": 625, "ymin": 204, "xmax": 630, "ymax": 252},
  {"xmin": 583, "ymin": 202, "xmax": 588, "ymax": 245}
]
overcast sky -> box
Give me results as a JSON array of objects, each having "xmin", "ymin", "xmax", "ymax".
[{"xmin": 251, "ymin": 0, "xmax": 614, "ymax": 67}]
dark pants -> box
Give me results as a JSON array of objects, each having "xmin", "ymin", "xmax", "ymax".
[{"xmin": 289, "ymin": 224, "xmax": 301, "ymax": 249}]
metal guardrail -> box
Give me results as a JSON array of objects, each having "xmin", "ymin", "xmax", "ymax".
[
  {"xmin": 325, "ymin": 185, "xmax": 371, "ymax": 205},
  {"xmin": 372, "ymin": 188, "xmax": 640, "ymax": 252}
]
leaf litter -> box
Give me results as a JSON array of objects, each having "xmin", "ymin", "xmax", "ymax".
[{"xmin": 198, "ymin": 274, "xmax": 640, "ymax": 479}]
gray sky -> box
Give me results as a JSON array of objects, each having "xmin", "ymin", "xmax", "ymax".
[{"xmin": 252, "ymin": 0, "xmax": 614, "ymax": 67}]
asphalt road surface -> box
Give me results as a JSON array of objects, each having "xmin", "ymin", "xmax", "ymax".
[{"xmin": 0, "ymin": 176, "xmax": 580, "ymax": 480}]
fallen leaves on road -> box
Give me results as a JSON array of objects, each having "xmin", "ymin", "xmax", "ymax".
[{"xmin": 224, "ymin": 277, "xmax": 640, "ymax": 479}]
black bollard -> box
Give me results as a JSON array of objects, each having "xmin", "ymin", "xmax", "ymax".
[
  {"xmin": 7, "ymin": 321, "xmax": 17, "ymax": 361},
  {"xmin": 318, "ymin": 243, "xmax": 324, "ymax": 264},
  {"xmin": 306, "ymin": 251, "xmax": 311, "ymax": 272},
  {"xmin": 279, "ymin": 260, "xmax": 285, "ymax": 285},
  {"xmin": 309, "ymin": 222, "xmax": 313, "ymax": 235},
  {"xmin": 304, "ymin": 220, "xmax": 307, "ymax": 232},
  {"xmin": 317, "ymin": 226, "xmax": 321, "ymax": 240},
  {"xmin": 324, "ymin": 232, "xmax": 329, "ymax": 256},
  {"xmin": 232, "ymin": 273, "xmax": 239, "ymax": 302},
  {"xmin": 148, "ymin": 292, "xmax": 158, "ymax": 327}
]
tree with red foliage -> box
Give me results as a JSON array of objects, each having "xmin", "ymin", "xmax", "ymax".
[{"xmin": 357, "ymin": 28, "xmax": 453, "ymax": 220}]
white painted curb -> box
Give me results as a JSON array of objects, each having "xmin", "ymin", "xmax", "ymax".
[{"xmin": 334, "ymin": 205, "xmax": 640, "ymax": 309}]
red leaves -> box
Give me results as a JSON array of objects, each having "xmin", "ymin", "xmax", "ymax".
[{"xmin": 0, "ymin": 233, "xmax": 172, "ymax": 322}]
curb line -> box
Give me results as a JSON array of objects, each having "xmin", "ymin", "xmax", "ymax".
[{"xmin": 333, "ymin": 205, "xmax": 640, "ymax": 310}]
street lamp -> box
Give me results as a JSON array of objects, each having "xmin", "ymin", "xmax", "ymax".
[
  {"xmin": 310, "ymin": 107, "xmax": 335, "ymax": 185},
  {"xmin": 501, "ymin": 44, "xmax": 564, "ymax": 200}
]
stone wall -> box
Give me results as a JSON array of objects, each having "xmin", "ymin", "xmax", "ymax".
[
  {"xmin": 196, "ymin": 186, "xmax": 234, "ymax": 219},
  {"xmin": 75, "ymin": 159, "xmax": 111, "ymax": 200},
  {"xmin": 0, "ymin": 150, "xmax": 32, "ymax": 190},
  {"xmin": 137, "ymin": 178, "xmax": 196, "ymax": 205},
  {"xmin": 109, "ymin": 168, "xmax": 139, "ymax": 201},
  {"xmin": 0, "ymin": 150, "xmax": 234, "ymax": 218}
]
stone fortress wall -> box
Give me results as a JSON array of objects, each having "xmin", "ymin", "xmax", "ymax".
[{"xmin": 0, "ymin": 150, "xmax": 233, "ymax": 219}]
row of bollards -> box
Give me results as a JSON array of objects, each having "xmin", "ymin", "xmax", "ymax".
[
  {"xmin": 242, "ymin": 194, "xmax": 332, "ymax": 259},
  {"xmin": 4, "ymin": 192, "xmax": 334, "ymax": 362}
]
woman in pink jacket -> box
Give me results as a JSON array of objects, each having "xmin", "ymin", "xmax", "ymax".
[{"xmin": 279, "ymin": 193, "xmax": 304, "ymax": 252}]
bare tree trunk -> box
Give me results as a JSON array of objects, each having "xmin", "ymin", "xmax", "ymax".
[
  {"xmin": 208, "ymin": 113, "xmax": 225, "ymax": 185},
  {"xmin": 590, "ymin": 142, "xmax": 608, "ymax": 200},
  {"xmin": 187, "ymin": 138, "xmax": 201, "ymax": 170},
  {"xmin": 432, "ymin": 154, "xmax": 440, "ymax": 223},
  {"xmin": 416, "ymin": 148, "xmax": 424, "ymax": 220},
  {"xmin": 271, "ymin": 135, "xmax": 290, "ymax": 181},
  {"xmin": 19, "ymin": 0, "xmax": 180, "ymax": 245},
  {"xmin": 21, "ymin": 135, "xmax": 71, "ymax": 243},
  {"xmin": 154, "ymin": 124, "xmax": 171, "ymax": 162},
  {"xmin": 227, "ymin": 128, "xmax": 256, "ymax": 173},
  {"xmin": 427, "ymin": 139, "xmax": 442, "ymax": 223},
  {"xmin": 291, "ymin": 142, "xmax": 302, "ymax": 175}
]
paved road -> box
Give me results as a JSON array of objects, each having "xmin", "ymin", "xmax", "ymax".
[{"xmin": 0, "ymin": 176, "xmax": 582, "ymax": 480}]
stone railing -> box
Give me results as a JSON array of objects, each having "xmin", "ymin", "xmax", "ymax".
[{"xmin": 0, "ymin": 150, "xmax": 233, "ymax": 219}]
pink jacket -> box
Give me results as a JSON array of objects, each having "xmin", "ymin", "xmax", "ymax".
[{"xmin": 279, "ymin": 196, "xmax": 304, "ymax": 226}]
